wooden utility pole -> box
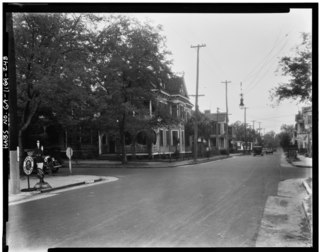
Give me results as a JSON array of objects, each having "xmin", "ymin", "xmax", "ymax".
[
  {"xmin": 7, "ymin": 12, "xmax": 20, "ymax": 194},
  {"xmin": 216, "ymin": 107, "xmax": 220, "ymax": 149},
  {"xmin": 221, "ymin": 80, "xmax": 231, "ymax": 155},
  {"xmin": 244, "ymin": 107, "xmax": 248, "ymax": 153},
  {"xmin": 191, "ymin": 44, "xmax": 206, "ymax": 161},
  {"xmin": 257, "ymin": 122, "xmax": 262, "ymax": 136}
]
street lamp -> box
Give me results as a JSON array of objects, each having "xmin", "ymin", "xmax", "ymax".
[{"xmin": 239, "ymin": 87, "xmax": 247, "ymax": 154}]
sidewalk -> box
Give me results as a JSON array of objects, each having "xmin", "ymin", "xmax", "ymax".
[
  {"xmin": 9, "ymin": 175, "xmax": 118, "ymax": 205},
  {"xmin": 291, "ymin": 154, "xmax": 313, "ymax": 168},
  {"xmin": 255, "ymin": 153, "xmax": 313, "ymax": 247}
]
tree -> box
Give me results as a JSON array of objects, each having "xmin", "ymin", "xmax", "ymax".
[
  {"xmin": 90, "ymin": 15, "xmax": 173, "ymax": 164},
  {"xmin": 271, "ymin": 33, "xmax": 312, "ymax": 103},
  {"xmin": 230, "ymin": 121, "xmax": 259, "ymax": 142},
  {"xmin": 262, "ymin": 131, "xmax": 278, "ymax": 148},
  {"xmin": 14, "ymin": 13, "xmax": 95, "ymax": 170},
  {"xmin": 277, "ymin": 124, "xmax": 295, "ymax": 150}
]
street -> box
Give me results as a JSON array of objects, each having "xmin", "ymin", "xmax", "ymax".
[{"xmin": 7, "ymin": 151, "xmax": 311, "ymax": 250}]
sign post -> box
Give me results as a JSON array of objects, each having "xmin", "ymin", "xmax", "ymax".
[
  {"xmin": 66, "ymin": 147, "xmax": 73, "ymax": 175},
  {"xmin": 21, "ymin": 154, "xmax": 36, "ymax": 192}
]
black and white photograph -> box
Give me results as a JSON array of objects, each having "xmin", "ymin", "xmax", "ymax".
[{"xmin": 3, "ymin": 2, "xmax": 316, "ymax": 251}]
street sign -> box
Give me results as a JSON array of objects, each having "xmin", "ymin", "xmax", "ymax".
[
  {"xmin": 23, "ymin": 156, "xmax": 34, "ymax": 175},
  {"xmin": 66, "ymin": 147, "xmax": 73, "ymax": 159}
]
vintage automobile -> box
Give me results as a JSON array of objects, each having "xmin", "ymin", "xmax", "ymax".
[
  {"xmin": 23, "ymin": 149, "xmax": 62, "ymax": 175},
  {"xmin": 252, "ymin": 146, "xmax": 263, "ymax": 156},
  {"xmin": 265, "ymin": 148, "xmax": 274, "ymax": 154}
]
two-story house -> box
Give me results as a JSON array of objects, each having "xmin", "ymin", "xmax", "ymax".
[
  {"xmin": 203, "ymin": 110, "xmax": 235, "ymax": 150},
  {"xmin": 293, "ymin": 106, "xmax": 312, "ymax": 156},
  {"xmin": 98, "ymin": 75, "xmax": 193, "ymax": 158}
]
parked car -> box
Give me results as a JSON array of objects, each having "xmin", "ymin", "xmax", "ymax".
[
  {"xmin": 23, "ymin": 149, "xmax": 62, "ymax": 175},
  {"xmin": 265, "ymin": 148, "xmax": 274, "ymax": 154},
  {"xmin": 252, "ymin": 146, "xmax": 263, "ymax": 156}
]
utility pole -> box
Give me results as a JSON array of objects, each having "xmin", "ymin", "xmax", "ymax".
[
  {"xmin": 7, "ymin": 12, "xmax": 20, "ymax": 194},
  {"xmin": 221, "ymin": 80, "xmax": 231, "ymax": 155},
  {"xmin": 243, "ymin": 107, "xmax": 248, "ymax": 153},
  {"xmin": 191, "ymin": 43, "xmax": 206, "ymax": 161},
  {"xmin": 257, "ymin": 122, "xmax": 262, "ymax": 136},
  {"xmin": 216, "ymin": 107, "xmax": 220, "ymax": 150},
  {"xmin": 251, "ymin": 120, "xmax": 256, "ymax": 144}
]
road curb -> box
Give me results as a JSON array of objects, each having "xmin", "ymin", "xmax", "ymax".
[
  {"xmin": 40, "ymin": 178, "xmax": 103, "ymax": 193},
  {"xmin": 69, "ymin": 155, "xmax": 239, "ymax": 169},
  {"xmin": 302, "ymin": 200, "xmax": 312, "ymax": 232},
  {"xmin": 302, "ymin": 180, "xmax": 312, "ymax": 195},
  {"xmin": 301, "ymin": 180, "xmax": 312, "ymax": 232}
]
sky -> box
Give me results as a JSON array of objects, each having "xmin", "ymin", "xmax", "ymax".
[{"xmin": 123, "ymin": 9, "xmax": 312, "ymax": 134}]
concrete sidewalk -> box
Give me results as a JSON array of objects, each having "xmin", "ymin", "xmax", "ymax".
[
  {"xmin": 256, "ymin": 153, "xmax": 313, "ymax": 247},
  {"xmin": 291, "ymin": 154, "xmax": 313, "ymax": 168},
  {"xmin": 9, "ymin": 175, "xmax": 118, "ymax": 205}
]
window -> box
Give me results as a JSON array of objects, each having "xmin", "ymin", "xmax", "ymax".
[
  {"xmin": 172, "ymin": 131, "xmax": 179, "ymax": 146},
  {"xmin": 181, "ymin": 131, "xmax": 184, "ymax": 145},
  {"xmin": 166, "ymin": 130, "xmax": 170, "ymax": 146},
  {"xmin": 160, "ymin": 130, "xmax": 164, "ymax": 146}
]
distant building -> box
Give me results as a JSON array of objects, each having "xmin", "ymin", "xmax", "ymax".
[
  {"xmin": 293, "ymin": 106, "xmax": 312, "ymax": 156},
  {"xmin": 203, "ymin": 110, "xmax": 235, "ymax": 150}
]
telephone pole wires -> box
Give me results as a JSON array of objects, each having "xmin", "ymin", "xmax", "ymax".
[
  {"xmin": 221, "ymin": 80, "xmax": 231, "ymax": 155},
  {"xmin": 191, "ymin": 44, "xmax": 206, "ymax": 161}
]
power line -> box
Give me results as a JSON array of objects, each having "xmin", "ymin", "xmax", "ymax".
[
  {"xmin": 243, "ymin": 33, "xmax": 291, "ymax": 92},
  {"xmin": 242, "ymin": 30, "xmax": 284, "ymax": 82}
]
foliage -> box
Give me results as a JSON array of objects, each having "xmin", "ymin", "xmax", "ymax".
[
  {"xmin": 262, "ymin": 131, "xmax": 278, "ymax": 148},
  {"xmin": 80, "ymin": 15, "xmax": 174, "ymax": 163},
  {"xmin": 13, "ymin": 13, "xmax": 98, "ymax": 169},
  {"xmin": 271, "ymin": 33, "xmax": 312, "ymax": 103},
  {"xmin": 184, "ymin": 111, "xmax": 213, "ymax": 142},
  {"xmin": 277, "ymin": 124, "xmax": 295, "ymax": 149},
  {"xmin": 230, "ymin": 121, "xmax": 259, "ymax": 143}
]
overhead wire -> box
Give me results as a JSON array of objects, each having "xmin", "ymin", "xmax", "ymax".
[
  {"xmin": 242, "ymin": 30, "xmax": 284, "ymax": 83},
  {"xmin": 243, "ymin": 32, "xmax": 291, "ymax": 93},
  {"xmin": 245, "ymin": 37, "xmax": 290, "ymax": 94}
]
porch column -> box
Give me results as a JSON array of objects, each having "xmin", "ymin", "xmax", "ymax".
[
  {"xmin": 98, "ymin": 131, "xmax": 102, "ymax": 155},
  {"xmin": 149, "ymin": 100, "xmax": 152, "ymax": 116}
]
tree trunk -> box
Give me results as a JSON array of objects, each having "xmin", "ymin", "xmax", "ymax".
[{"xmin": 120, "ymin": 114, "xmax": 127, "ymax": 165}]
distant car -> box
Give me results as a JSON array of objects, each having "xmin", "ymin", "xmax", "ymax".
[
  {"xmin": 253, "ymin": 146, "xmax": 263, "ymax": 156},
  {"xmin": 265, "ymin": 148, "xmax": 273, "ymax": 154}
]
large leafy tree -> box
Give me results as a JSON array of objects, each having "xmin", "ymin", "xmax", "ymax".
[
  {"xmin": 90, "ymin": 15, "xmax": 173, "ymax": 164},
  {"xmin": 14, "ymin": 13, "xmax": 96, "ymax": 170},
  {"xmin": 271, "ymin": 33, "xmax": 312, "ymax": 103},
  {"xmin": 230, "ymin": 121, "xmax": 259, "ymax": 143},
  {"xmin": 262, "ymin": 131, "xmax": 278, "ymax": 148},
  {"xmin": 277, "ymin": 124, "xmax": 295, "ymax": 150}
]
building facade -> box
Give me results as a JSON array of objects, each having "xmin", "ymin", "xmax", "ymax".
[
  {"xmin": 293, "ymin": 106, "xmax": 312, "ymax": 156},
  {"xmin": 203, "ymin": 110, "xmax": 235, "ymax": 151},
  {"xmin": 98, "ymin": 76, "xmax": 193, "ymax": 158}
]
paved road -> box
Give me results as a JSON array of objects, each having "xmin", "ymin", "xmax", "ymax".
[{"xmin": 7, "ymin": 151, "xmax": 310, "ymax": 250}]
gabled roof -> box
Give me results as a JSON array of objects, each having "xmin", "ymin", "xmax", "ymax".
[
  {"xmin": 165, "ymin": 76, "xmax": 189, "ymax": 98},
  {"xmin": 204, "ymin": 113, "xmax": 227, "ymax": 123}
]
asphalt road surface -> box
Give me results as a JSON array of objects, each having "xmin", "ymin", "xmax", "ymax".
[{"xmin": 7, "ymin": 151, "xmax": 310, "ymax": 250}]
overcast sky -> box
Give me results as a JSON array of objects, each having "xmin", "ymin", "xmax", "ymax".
[{"xmin": 123, "ymin": 9, "xmax": 312, "ymax": 134}]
